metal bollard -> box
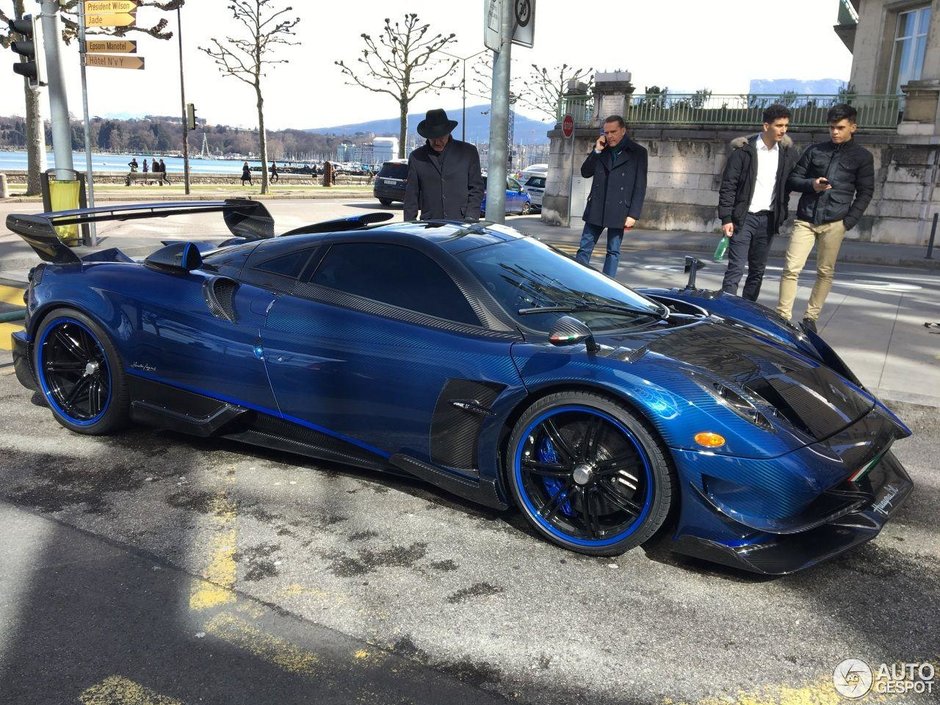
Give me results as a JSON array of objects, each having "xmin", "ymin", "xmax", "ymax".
[
  {"xmin": 0, "ymin": 173, "xmax": 8, "ymax": 199},
  {"xmin": 927, "ymin": 212, "xmax": 938, "ymax": 260}
]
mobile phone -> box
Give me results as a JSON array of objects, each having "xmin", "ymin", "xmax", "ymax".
[
  {"xmin": 598, "ymin": 136, "xmax": 607, "ymax": 146},
  {"xmin": 819, "ymin": 177, "xmax": 829, "ymax": 184}
]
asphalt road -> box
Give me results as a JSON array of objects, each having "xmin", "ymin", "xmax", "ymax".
[{"xmin": 0, "ymin": 366, "xmax": 937, "ymax": 705}]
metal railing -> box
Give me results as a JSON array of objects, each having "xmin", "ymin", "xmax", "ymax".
[{"xmin": 558, "ymin": 93, "xmax": 901, "ymax": 131}]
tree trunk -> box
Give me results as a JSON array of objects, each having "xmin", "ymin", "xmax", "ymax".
[
  {"xmin": 398, "ymin": 98, "xmax": 407, "ymax": 159},
  {"xmin": 256, "ymin": 81, "xmax": 268, "ymax": 194},
  {"xmin": 24, "ymin": 82, "xmax": 44, "ymax": 196},
  {"xmin": 14, "ymin": 0, "xmax": 44, "ymax": 195}
]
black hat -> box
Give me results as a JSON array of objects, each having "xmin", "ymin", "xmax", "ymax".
[{"xmin": 417, "ymin": 109, "xmax": 458, "ymax": 139}]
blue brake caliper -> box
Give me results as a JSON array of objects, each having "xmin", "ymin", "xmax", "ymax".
[{"xmin": 537, "ymin": 432, "xmax": 573, "ymax": 517}]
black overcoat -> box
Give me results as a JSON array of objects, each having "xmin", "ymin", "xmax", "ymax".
[
  {"xmin": 403, "ymin": 138, "xmax": 485, "ymax": 221},
  {"xmin": 581, "ymin": 137, "xmax": 648, "ymax": 229}
]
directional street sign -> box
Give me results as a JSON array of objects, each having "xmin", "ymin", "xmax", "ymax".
[
  {"xmin": 84, "ymin": 54, "xmax": 145, "ymax": 70},
  {"xmin": 85, "ymin": 0, "xmax": 138, "ymax": 12},
  {"xmin": 85, "ymin": 1, "xmax": 138, "ymax": 28},
  {"xmin": 85, "ymin": 11, "xmax": 137, "ymax": 28},
  {"xmin": 86, "ymin": 39, "xmax": 137, "ymax": 54}
]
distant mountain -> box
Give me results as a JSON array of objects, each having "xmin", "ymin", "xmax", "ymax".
[
  {"xmin": 306, "ymin": 104, "xmax": 554, "ymax": 145},
  {"xmin": 749, "ymin": 78, "xmax": 847, "ymax": 96}
]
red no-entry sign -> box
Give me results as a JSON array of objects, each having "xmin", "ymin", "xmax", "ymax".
[{"xmin": 562, "ymin": 114, "xmax": 574, "ymax": 138}]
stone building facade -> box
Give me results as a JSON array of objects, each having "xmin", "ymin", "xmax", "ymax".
[{"xmin": 541, "ymin": 1, "xmax": 940, "ymax": 247}]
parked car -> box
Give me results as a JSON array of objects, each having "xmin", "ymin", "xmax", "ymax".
[
  {"xmin": 520, "ymin": 163, "xmax": 548, "ymax": 179},
  {"xmin": 522, "ymin": 174, "xmax": 546, "ymax": 211},
  {"xmin": 373, "ymin": 159, "xmax": 408, "ymax": 206},
  {"xmin": 481, "ymin": 175, "xmax": 532, "ymax": 216},
  {"xmin": 7, "ymin": 200, "xmax": 914, "ymax": 574}
]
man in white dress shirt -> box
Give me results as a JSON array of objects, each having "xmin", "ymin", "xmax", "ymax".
[{"xmin": 716, "ymin": 104, "xmax": 799, "ymax": 301}]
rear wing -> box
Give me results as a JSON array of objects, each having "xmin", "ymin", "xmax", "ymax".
[{"xmin": 5, "ymin": 199, "xmax": 274, "ymax": 265}]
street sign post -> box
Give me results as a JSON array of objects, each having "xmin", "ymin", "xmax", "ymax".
[
  {"xmin": 84, "ymin": 54, "xmax": 144, "ymax": 70},
  {"xmin": 511, "ymin": 0, "xmax": 535, "ymax": 48},
  {"xmin": 562, "ymin": 114, "xmax": 574, "ymax": 139},
  {"xmin": 86, "ymin": 39, "xmax": 137, "ymax": 53},
  {"xmin": 484, "ymin": 0, "xmax": 536, "ymax": 50}
]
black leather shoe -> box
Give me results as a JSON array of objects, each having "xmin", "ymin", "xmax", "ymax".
[{"xmin": 801, "ymin": 318, "xmax": 817, "ymax": 334}]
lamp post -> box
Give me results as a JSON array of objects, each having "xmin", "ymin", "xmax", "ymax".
[{"xmin": 439, "ymin": 48, "xmax": 487, "ymax": 142}]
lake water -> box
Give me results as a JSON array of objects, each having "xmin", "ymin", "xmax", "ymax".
[{"xmin": 0, "ymin": 150, "xmax": 290, "ymax": 175}]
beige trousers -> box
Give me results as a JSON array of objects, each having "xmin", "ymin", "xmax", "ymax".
[{"xmin": 776, "ymin": 219, "xmax": 846, "ymax": 322}]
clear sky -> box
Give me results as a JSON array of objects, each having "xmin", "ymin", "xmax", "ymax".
[{"xmin": 2, "ymin": 0, "xmax": 853, "ymax": 131}]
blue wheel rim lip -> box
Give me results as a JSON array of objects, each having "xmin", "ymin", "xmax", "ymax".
[
  {"xmin": 514, "ymin": 404, "xmax": 654, "ymax": 547},
  {"xmin": 37, "ymin": 317, "xmax": 111, "ymax": 427}
]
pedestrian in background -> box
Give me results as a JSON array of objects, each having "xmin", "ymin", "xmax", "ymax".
[
  {"xmin": 270, "ymin": 161, "xmax": 279, "ymax": 183},
  {"xmin": 158, "ymin": 158, "xmax": 170, "ymax": 185},
  {"xmin": 142, "ymin": 158, "xmax": 149, "ymax": 174},
  {"xmin": 404, "ymin": 108, "xmax": 484, "ymax": 221},
  {"xmin": 776, "ymin": 103, "xmax": 874, "ymax": 333},
  {"xmin": 717, "ymin": 104, "xmax": 798, "ymax": 301},
  {"xmin": 241, "ymin": 161, "xmax": 252, "ymax": 186},
  {"xmin": 128, "ymin": 157, "xmax": 138, "ymax": 172},
  {"xmin": 575, "ymin": 115, "xmax": 648, "ymax": 278}
]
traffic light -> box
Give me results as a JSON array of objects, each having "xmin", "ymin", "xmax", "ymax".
[
  {"xmin": 8, "ymin": 14, "xmax": 47, "ymax": 87},
  {"xmin": 186, "ymin": 103, "xmax": 197, "ymax": 130}
]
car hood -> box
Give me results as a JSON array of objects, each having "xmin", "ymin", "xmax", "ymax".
[{"xmin": 606, "ymin": 318, "xmax": 878, "ymax": 442}]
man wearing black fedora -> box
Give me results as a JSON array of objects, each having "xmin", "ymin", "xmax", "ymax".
[{"xmin": 404, "ymin": 108, "xmax": 484, "ymax": 221}]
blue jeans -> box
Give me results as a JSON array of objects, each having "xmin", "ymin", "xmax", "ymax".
[{"xmin": 575, "ymin": 222, "xmax": 625, "ymax": 277}]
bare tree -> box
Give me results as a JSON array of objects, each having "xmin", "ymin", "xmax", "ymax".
[
  {"xmin": 202, "ymin": 0, "xmax": 299, "ymax": 194},
  {"xmin": 1, "ymin": 0, "xmax": 47, "ymax": 194},
  {"xmin": 1, "ymin": 1, "xmax": 188, "ymax": 195},
  {"xmin": 336, "ymin": 14, "xmax": 459, "ymax": 159},
  {"xmin": 518, "ymin": 63, "xmax": 594, "ymax": 122}
]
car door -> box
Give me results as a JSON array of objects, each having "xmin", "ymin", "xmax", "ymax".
[
  {"xmin": 127, "ymin": 270, "xmax": 279, "ymax": 412},
  {"xmin": 261, "ymin": 240, "xmax": 522, "ymax": 460},
  {"xmin": 506, "ymin": 177, "xmax": 524, "ymax": 213}
]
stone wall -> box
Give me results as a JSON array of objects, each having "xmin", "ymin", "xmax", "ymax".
[{"xmin": 541, "ymin": 126, "xmax": 940, "ymax": 247}]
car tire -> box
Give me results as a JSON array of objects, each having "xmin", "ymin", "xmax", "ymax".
[
  {"xmin": 378, "ymin": 198, "xmax": 392, "ymax": 206},
  {"xmin": 33, "ymin": 309, "xmax": 129, "ymax": 435},
  {"xmin": 506, "ymin": 391, "xmax": 674, "ymax": 556},
  {"xmin": 521, "ymin": 201, "xmax": 532, "ymax": 215}
]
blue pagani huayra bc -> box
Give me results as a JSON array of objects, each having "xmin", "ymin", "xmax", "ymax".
[{"xmin": 7, "ymin": 200, "xmax": 914, "ymax": 574}]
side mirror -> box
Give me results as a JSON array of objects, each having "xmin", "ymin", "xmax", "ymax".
[
  {"xmin": 548, "ymin": 315, "xmax": 600, "ymax": 353},
  {"xmin": 144, "ymin": 241, "xmax": 203, "ymax": 273}
]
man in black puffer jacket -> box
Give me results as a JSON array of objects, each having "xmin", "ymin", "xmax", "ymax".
[
  {"xmin": 776, "ymin": 103, "xmax": 875, "ymax": 332},
  {"xmin": 717, "ymin": 104, "xmax": 799, "ymax": 301}
]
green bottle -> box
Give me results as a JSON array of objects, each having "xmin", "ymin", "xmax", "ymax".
[{"xmin": 713, "ymin": 235, "xmax": 730, "ymax": 262}]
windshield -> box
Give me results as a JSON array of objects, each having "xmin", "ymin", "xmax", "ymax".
[{"xmin": 461, "ymin": 238, "xmax": 664, "ymax": 333}]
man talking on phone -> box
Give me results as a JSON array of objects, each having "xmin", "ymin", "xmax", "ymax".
[
  {"xmin": 775, "ymin": 103, "xmax": 874, "ymax": 333},
  {"xmin": 575, "ymin": 115, "xmax": 648, "ymax": 277}
]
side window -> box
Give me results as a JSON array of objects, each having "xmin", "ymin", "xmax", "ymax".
[
  {"xmin": 253, "ymin": 249, "xmax": 314, "ymax": 278},
  {"xmin": 310, "ymin": 243, "xmax": 480, "ymax": 326}
]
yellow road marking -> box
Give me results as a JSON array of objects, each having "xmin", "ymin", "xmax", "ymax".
[
  {"xmin": 204, "ymin": 613, "xmax": 318, "ymax": 676},
  {"xmin": 0, "ymin": 322, "xmax": 24, "ymax": 351},
  {"xmin": 0, "ymin": 284, "xmax": 25, "ymax": 306},
  {"xmin": 188, "ymin": 492, "xmax": 237, "ymax": 610},
  {"xmin": 79, "ymin": 675, "xmax": 186, "ymax": 705},
  {"xmin": 665, "ymin": 676, "xmax": 892, "ymax": 705}
]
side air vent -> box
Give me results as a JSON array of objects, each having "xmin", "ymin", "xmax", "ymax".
[
  {"xmin": 203, "ymin": 276, "xmax": 238, "ymax": 323},
  {"xmin": 430, "ymin": 379, "xmax": 505, "ymax": 469}
]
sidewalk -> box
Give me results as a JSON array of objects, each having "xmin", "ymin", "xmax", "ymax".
[{"xmin": 511, "ymin": 218, "xmax": 940, "ymax": 271}]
